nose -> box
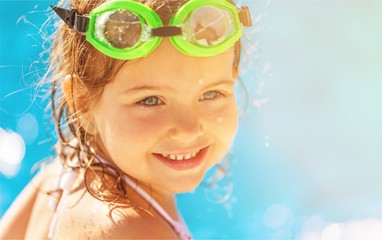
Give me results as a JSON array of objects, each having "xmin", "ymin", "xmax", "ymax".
[{"xmin": 167, "ymin": 108, "xmax": 204, "ymax": 142}]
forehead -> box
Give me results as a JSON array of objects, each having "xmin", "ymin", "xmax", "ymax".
[{"xmin": 112, "ymin": 39, "xmax": 235, "ymax": 89}]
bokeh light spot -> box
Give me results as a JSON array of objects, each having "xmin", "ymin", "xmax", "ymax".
[
  {"xmin": 298, "ymin": 231, "xmax": 320, "ymax": 240},
  {"xmin": 301, "ymin": 215, "xmax": 324, "ymax": 233},
  {"xmin": 321, "ymin": 223, "xmax": 342, "ymax": 240},
  {"xmin": 0, "ymin": 128, "xmax": 26, "ymax": 177},
  {"xmin": 263, "ymin": 203, "xmax": 289, "ymax": 229},
  {"xmin": 16, "ymin": 113, "xmax": 39, "ymax": 145}
]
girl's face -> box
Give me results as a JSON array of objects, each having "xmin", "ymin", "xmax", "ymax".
[{"xmin": 92, "ymin": 39, "xmax": 238, "ymax": 194}]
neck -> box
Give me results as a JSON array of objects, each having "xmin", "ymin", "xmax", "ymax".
[
  {"xmin": 94, "ymin": 153, "xmax": 180, "ymax": 221},
  {"xmin": 127, "ymin": 176, "xmax": 180, "ymax": 222}
]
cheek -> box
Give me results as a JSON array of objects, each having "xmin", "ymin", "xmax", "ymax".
[
  {"xmin": 105, "ymin": 111, "xmax": 168, "ymax": 144},
  {"xmin": 94, "ymin": 105, "xmax": 168, "ymax": 158},
  {"xmin": 205, "ymin": 100, "xmax": 239, "ymax": 147},
  {"xmin": 120, "ymin": 113, "xmax": 159, "ymax": 136},
  {"xmin": 201, "ymin": 102, "xmax": 238, "ymax": 169}
]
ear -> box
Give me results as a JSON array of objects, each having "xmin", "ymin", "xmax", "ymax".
[
  {"xmin": 232, "ymin": 67, "xmax": 239, "ymax": 80},
  {"xmin": 62, "ymin": 74, "xmax": 96, "ymax": 134},
  {"xmin": 232, "ymin": 41, "xmax": 241, "ymax": 80},
  {"xmin": 62, "ymin": 74, "xmax": 87, "ymax": 114}
]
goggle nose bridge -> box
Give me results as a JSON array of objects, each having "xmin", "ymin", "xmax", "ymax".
[{"xmin": 151, "ymin": 26, "xmax": 183, "ymax": 37}]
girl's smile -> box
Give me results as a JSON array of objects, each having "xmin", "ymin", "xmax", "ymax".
[{"xmin": 153, "ymin": 146, "xmax": 209, "ymax": 170}]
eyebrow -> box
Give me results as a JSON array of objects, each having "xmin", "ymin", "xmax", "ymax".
[
  {"xmin": 122, "ymin": 85, "xmax": 172, "ymax": 93},
  {"xmin": 122, "ymin": 80, "xmax": 234, "ymax": 94},
  {"xmin": 204, "ymin": 80, "xmax": 235, "ymax": 88}
]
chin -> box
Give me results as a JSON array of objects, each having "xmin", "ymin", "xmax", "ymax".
[
  {"xmin": 172, "ymin": 183, "xmax": 201, "ymax": 193},
  {"xmin": 167, "ymin": 173, "xmax": 206, "ymax": 193},
  {"xmin": 173, "ymin": 160, "xmax": 223, "ymax": 193}
]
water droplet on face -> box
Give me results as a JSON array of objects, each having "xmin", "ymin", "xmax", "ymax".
[
  {"xmin": 216, "ymin": 117, "xmax": 224, "ymax": 123},
  {"xmin": 198, "ymin": 79, "xmax": 204, "ymax": 85}
]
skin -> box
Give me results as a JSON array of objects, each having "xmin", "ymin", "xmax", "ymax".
[{"xmin": 0, "ymin": 39, "xmax": 239, "ymax": 239}]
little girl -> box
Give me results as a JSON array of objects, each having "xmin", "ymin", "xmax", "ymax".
[{"xmin": 0, "ymin": 0, "xmax": 252, "ymax": 238}]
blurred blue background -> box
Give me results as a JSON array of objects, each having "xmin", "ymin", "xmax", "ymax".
[{"xmin": 1, "ymin": 0, "xmax": 382, "ymax": 239}]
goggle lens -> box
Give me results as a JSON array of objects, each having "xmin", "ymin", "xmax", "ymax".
[
  {"xmin": 186, "ymin": 6, "xmax": 234, "ymax": 47},
  {"xmin": 96, "ymin": 10, "xmax": 142, "ymax": 49}
]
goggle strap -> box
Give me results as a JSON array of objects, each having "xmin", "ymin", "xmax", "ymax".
[
  {"xmin": 238, "ymin": 6, "xmax": 253, "ymax": 28},
  {"xmin": 152, "ymin": 26, "xmax": 182, "ymax": 37},
  {"xmin": 50, "ymin": 5, "xmax": 89, "ymax": 34}
]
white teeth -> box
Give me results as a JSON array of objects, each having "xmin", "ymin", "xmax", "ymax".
[{"xmin": 160, "ymin": 150, "xmax": 201, "ymax": 161}]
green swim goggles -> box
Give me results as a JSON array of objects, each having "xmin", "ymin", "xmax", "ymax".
[{"xmin": 51, "ymin": 0, "xmax": 252, "ymax": 60}]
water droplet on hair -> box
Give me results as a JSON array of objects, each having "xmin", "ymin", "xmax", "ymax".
[
  {"xmin": 252, "ymin": 98, "xmax": 269, "ymax": 109},
  {"xmin": 263, "ymin": 62, "xmax": 271, "ymax": 74}
]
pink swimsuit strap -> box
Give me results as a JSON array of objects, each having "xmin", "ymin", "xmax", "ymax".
[
  {"xmin": 48, "ymin": 164, "xmax": 80, "ymax": 239},
  {"xmin": 96, "ymin": 155, "xmax": 192, "ymax": 240}
]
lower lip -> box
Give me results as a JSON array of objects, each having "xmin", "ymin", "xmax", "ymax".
[{"xmin": 153, "ymin": 147, "xmax": 209, "ymax": 171}]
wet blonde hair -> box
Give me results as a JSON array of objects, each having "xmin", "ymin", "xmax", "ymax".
[{"xmin": 45, "ymin": 0, "xmax": 242, "ymax": 203}]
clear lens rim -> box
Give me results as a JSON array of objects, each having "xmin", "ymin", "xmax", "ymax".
[
  {"xmin": 170, "ymin": 0, "xmax": 243, "ymax": 57},
  {"xmin": 96, "ymin": 9, "xmax": 144, "ymax": 49},
  {"xmin": 86, "ymin": 0, "xmax": 163, "ymax": 60},
  {"xmin": 185, "ymin": 6, "xmax": 234, "ymax": 47}
]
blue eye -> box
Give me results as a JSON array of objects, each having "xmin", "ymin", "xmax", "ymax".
[
  {"xmin": 137, "ymin": 96, "xmax": 162, "ymax": 107},
  {"xmin": 200, "ymin": 91, "xmax": 221, "ymax": 101}
]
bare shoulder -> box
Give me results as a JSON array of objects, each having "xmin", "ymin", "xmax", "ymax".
[
  {"xmin": 0, "ymin": 158, "xmax": 64, "ymax": 239},
  {"xmin": 0, "ymin": 170, "xmax": 43, "ymax": 239},
  {"xmin": 0, "ymin": 159, "xmax": 178, "ymax": 239},
  {"xmin": 53, "ymin": 182, "xmax": 178, "ymax": 239}
]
